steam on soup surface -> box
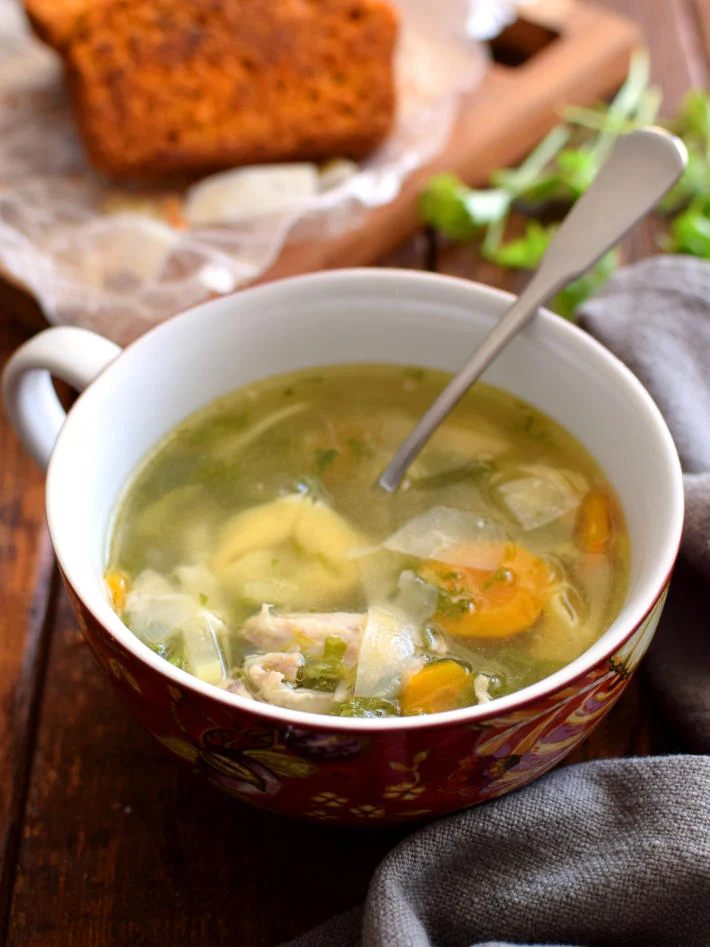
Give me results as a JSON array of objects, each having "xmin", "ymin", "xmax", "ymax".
[{"xmin": 106, "ymin": 365, "xmax": 629, "ymax": 718}]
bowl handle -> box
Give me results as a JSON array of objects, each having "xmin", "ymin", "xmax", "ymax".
[{"xmin": 2, "ymin": 327, "xmax": 122, "ymax": 471}]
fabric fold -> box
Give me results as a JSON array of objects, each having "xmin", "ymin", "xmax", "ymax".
[{"xmin": 286, "ymin": 257, "xmax": 710, "ymax": 947}]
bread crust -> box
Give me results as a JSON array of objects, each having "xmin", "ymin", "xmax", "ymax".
[{"xmin": 25, "ymin": 0, "xmax": 399, "ymax": 180}]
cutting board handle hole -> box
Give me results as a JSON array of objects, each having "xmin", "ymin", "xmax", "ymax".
[{"xmin": 487, "ymin": 17, "xmax": 559, "ymax": 68}]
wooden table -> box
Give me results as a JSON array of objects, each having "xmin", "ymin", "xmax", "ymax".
[{"xmin": 0, "ymin": 1, "xmax": 703, "ymax": 943}]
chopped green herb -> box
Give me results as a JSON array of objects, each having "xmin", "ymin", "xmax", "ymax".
[
  {"xmin": 483, "ymin": 220, "xmax": 553, "ymax": 269},
  {"xmin": 403, "ymin": 367, "xmax": 427, "ymax": 382},
  {"xmin": 483, "ymin": 568, "xmax": 510, "ymax": 591},
  {"xmin": 283, "ymin": 387, "xmax": 295, "ymax": 397},
  {"xmin": 412, "ymin": 459, "xmax": 493, "ymax": 491},
  {"xmin": 337, "ymin": 697, "xmax": 401, "ymax": 718},
  {"xmin": 418, "ymin": 174, "xmax": 506, "ymax": 240},
  {"xmin": 298, "ymin": 636, "xmax": 348, "ymax": 692},
  {"xmin": 199, "ymin": 592, "xmax": 208, "ymax": 606},
  {"xmin": 296, "ymin": 474, "xmax": 330, "ymax": 501},
  {"xmin": 347, "ymin": 436, "xmax": 365, "ymax": 457},
  {"xmin": 665, "ymin": 199, "xmax": 710, "ymax": 256},
  {"xmin": 522, "ymin": 415, "xmax": 534, "ymax": 432},
  {"xmin": 314, "ymin": 448, "xmax": 340, "ymax": 475},
  {"xmin": 151, "ymin": 636, "xmax": 189, "ymax": 673},
  {"xmin": 324, "ymin": 636, "xmax": 347, "ymax": 660}
]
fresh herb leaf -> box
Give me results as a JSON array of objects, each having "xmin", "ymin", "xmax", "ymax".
[
  {"xmin": 419, "ymin": 174, "xmax": 511, "ymax": 240},
  {"xmin": 658, "ymin": 149, "xmax": 710, "ymax": 214},
  {"xmin": 671, "ymin": 88, "xmax": 710, "ymax": 141},
  {"xmin": 324, "ymin": 635, "xmax": 347, "ymax": 660},
  {"xmin": 551, "ymin": 249, "xmax": 619, "ymax": 319},
  {"xmin": 314, "ymin": 448, "xmax": 340, "ymax": 475},
  {"xmin": 412, "ymin": 459, "xmax": 493, "ymax": 491},
  {"xmin": 555, "ymin": 148, "xmax": 599, "ymax": 199},
  {"xmin": 666, "ymin": 201, "xmax": 710, "ymax": 257},
  {"xmin": 483, "ymin": 220, "xmax": 554, "ymax": 269}
]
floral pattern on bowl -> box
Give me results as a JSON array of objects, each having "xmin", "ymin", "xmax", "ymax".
[{"xmin": 65, "ymin": 575, "xmax": 667, "ymax": 825}]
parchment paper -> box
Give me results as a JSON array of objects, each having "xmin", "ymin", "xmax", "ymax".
[{"xmin": 0, "ymin": 1, "xmax": 521, "ymax": 342}]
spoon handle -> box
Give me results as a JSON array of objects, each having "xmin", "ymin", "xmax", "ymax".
[{"xmin": 377, "ymin": 127, "xmax": 687, "ymax": 493}]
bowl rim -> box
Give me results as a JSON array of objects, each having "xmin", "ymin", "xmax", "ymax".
[{"xmin": 46, "ymin": 267, "xmax": 685, "ymax": 733}]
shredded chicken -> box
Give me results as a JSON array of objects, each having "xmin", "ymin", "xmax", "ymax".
[
  {"xmin": 243, "ymin": 650, "xmax": 305, "ymax": 681},
  {"xmin": 245, "ymin": 662, "xmax": 335, "ymax": 714},
  {"xmin": 225, "ymin": 678, "xmax": 252, "ymax": 699},
  {"xmin": 242, "ymin": 605, "xmax": 366, "ymax": 667}
]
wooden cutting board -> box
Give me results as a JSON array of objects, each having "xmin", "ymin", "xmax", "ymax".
[
  {"xmin": 259, "ymin": 0, "xmax": 642, "ymax": 284},
  {"xmin": 4, "ymin": 0, "xmax": 641, "ymax": 331}
]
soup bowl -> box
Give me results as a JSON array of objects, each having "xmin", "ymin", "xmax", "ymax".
[{"xmin": 3, "ymin": 269, "xmax": 683, "ymax": 824}]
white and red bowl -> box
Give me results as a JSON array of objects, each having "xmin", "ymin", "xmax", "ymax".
[{"xmin": 3, "ymin": 269, "xmax": 683, "ymax": 823}]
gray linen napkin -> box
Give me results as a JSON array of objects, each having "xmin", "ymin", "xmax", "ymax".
[
  {"xmin": 285, "ymin": 256, "xmax": 710, "ymax": 947},
  {"xmin": 581, "ymin": 255, "xmax": 710, "ymax": 753}
]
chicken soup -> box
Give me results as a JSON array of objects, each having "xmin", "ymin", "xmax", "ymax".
[{"xmin": 105, "ymin": 364, "xmax": 629, "ymax": 717}]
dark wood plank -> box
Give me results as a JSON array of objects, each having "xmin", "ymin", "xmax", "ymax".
[
  {"xmin": 0, "ymin": 317, "xmax": 57, "ymax": 943},
  {"xmin": 6, "ymin": 589, "xmax": 407, "ymax": 947},
  {"xmin": 376, "ymin": 231, "xmax": 429, "ymax": 271},
  {"xmin": 5, "ymin": 596, "xmax": 673, "ymax": 947},
  {"xmin": 598, "ymin": 0, "xmax": 708, "ymax": 107},
  {"xmin": 691, "ymin": 0, "xmax": 710, "ymax": 71},
  {"xmin": 0, "ymin": 278, "xmax": 45, "ymax": 336}
]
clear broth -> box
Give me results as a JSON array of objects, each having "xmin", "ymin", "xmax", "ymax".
[{"xmin": 106, "ymin": 364, "xmax": 630, "ymax": 717}]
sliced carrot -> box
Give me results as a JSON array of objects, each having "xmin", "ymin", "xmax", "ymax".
[
  {"xmin": 421, "ymin": 542, "xmax": 550, "ymax": 639},
  {"xmin": 575, "ymin": 491, "xmax": 612, "ymax": 555},
  {"xmin": 105, "ymin": 571, "xmax": 130, "ymax": 612},
  {"xmin": 400, "ymin": 660, "xmax": 472, "ymax": 715}
]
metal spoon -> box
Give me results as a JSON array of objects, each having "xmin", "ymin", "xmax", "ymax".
[{"xmin": 377, "ymin": 127, "xmax": 687, "ymax": 493}]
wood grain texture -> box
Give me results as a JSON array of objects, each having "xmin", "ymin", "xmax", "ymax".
[
  {"xmin": 0, "ymin": 318, "xmax": 57, "ymax": 945},
  {"xmin": 691, "ymin": 0, "xmax": 710, "ymax": 72},
  {"xmin": 6, "ymin": 591, "xmax": 407, "ymax": 947},
  {"xmin": 0, "ymin": 2, "xmax": 700, "ymax": 945}
]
